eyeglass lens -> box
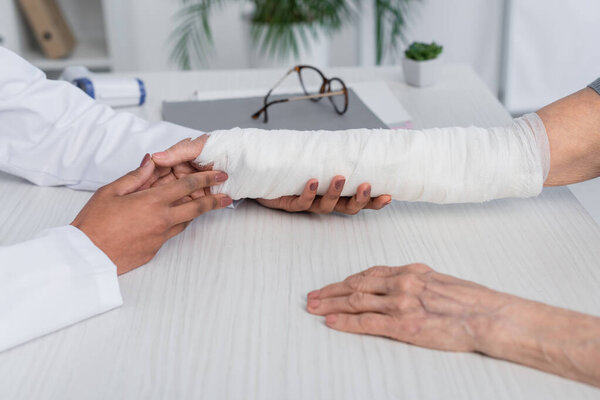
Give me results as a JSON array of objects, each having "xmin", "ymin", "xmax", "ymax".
[
  {"xmin": 298, "ymin": 67, "xmax": 325, "ymax": 101},
  {"xmin": 327, "ymin": 78, "xmax": 347, "ymax": 114}
]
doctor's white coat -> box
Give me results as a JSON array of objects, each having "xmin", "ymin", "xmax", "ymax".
[{"xmin": 0, "ymin": 47, "xmax": 200, "ymax": 352}]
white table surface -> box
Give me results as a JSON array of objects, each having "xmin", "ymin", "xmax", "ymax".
[{"xmin": 1, "ymin": 65, "xmax": 600, "ymax": 399}]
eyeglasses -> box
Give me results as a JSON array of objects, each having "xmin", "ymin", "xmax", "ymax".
[{"xmin": 251, "ymin": 65, "xmax": 349, "ymax": 123}]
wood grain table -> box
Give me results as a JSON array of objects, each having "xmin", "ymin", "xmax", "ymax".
[{"xmin": 1, "ymin": 65, "xmax": 599, "ymax": 399}]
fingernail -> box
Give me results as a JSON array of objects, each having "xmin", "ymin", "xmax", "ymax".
[
  {"xmin": 221, "ymin": 197, "xmax": 233, "ymax": 207},
  {"xmin": 307, "ymin": 299, "xmax": 320, "ymax": 309},
  {"xmin": 307, "ymin": 290, "xmax": 320, "ymax": 299},
  {"xmin": 152, "ymin": 151, "xmax": 167, "ymax": 159},
  {"xmin": 363, "ymin": 187, "xmax": 371, "ymax": 198},
  {"xmin": 384, "ymin": 198, "xmax": 392, "ymax": 205},
  {"xmin": 310, "ymin": 182, "xmax": 318, "ymax": 192},
  {"xmin": 325, "ymin": 314, "xmax": 337, "ymax": 324},
  {"xmin": 335, "ymin": 179, "xmax": 345, "ymax": 191},
  {"xmin": 215, "ymin": 172, "xmax": 228, "ymax": 182},
  {"xmin": 140, "ymin": 153, "xmax": 151, "ymax": 167}
]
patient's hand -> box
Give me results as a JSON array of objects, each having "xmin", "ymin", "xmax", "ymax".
[
  {"xmin": 306, "ymin": 263, "xmax": 600, "ymax": 387},
  {"xmin": 307, "ymin": 264, "xmax": 495, "ymax": 351},
  {"xmin": 256, "ymin": 177, "xmax": 392, "ymax": 214}
]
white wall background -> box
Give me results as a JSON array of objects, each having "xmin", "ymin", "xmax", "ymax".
[
  {"xmin": 504, "ymin": 0, "xmax": 600, "ymax": 113},
  {"xmin": 4, "ymin": 0, "xmax": 599, "ymax": 109},
  {"xmin": 121, "ymin": 0, "xmax": 505, "ymax": 94}
]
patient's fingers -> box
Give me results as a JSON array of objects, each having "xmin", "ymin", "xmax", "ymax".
[
  {"xmin": 324, "ymin": 313, "xmax": 393, "ymax": 338},
  {"xmin": 152, "ymin": 135, "xmax": 208, "ymax": 167},
  {"xmin": 286, "ymin": 179, "xmax": 318, "ymax": 211},
  {"xmin": 255, "ymin": 180, "xmax": 318, "ymax": 212},
  {"xmin": 364, "ymin": 195, "xmax": 392, "ymax": 210},
  {"xmin": 335, "ymin": 183, "xmax": 371, "ymax": 215},
  {"xmin": 314, "ymin": 275, "xmax": 389, "ymax": 299},
  {"xmin": 307, "ymin": 292, "xmax": 392, "ymax": 315},
  {"xmin": 256, "ymin": 180, "xmax": 390, "ymax": 215},
  {"xmin": 312, "ymin": 176, "xmax": 345, "ymax": 213}
]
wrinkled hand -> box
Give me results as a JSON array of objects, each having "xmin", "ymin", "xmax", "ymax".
[
  {"xmin": 306, "ymin": 263, "xmax": 507, "ymax": 352},
  {"xmin": 257, "ymin": 176, "xmax": 392, "ymax": 214},
  {"xmin": 72, "ymin": 155, "xmax": 232, "ymax": 275}
]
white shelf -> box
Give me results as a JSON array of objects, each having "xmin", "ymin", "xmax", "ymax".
[{"xmin": 22, "ymin": 39, "xmax": 112, "ymax": 71}]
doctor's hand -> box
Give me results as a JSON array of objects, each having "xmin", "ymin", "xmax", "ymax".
[
  {"xmin": 141, "ymin": 136, "xmax": 211, "ymax": 203},
  {"xmin": 71, "ymin": 155, "xmax": 232, "ymax": 275},
  {"xmin": 256, "ymin": 177, "xmax": 392, "ymax": 214}
]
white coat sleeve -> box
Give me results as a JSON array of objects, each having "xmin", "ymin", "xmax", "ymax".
[
  {"xmin": 0, "ymin": 225, "xmax": 122, "ymax": 352},
  {"xmin": 0, "ymin": 46, "xmax": 202, "ymax": 191}
]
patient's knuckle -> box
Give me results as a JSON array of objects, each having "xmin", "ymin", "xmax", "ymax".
[
  {"xmin": 391, "ymin": 294, "xmax": 412, "ymax": 311},
  {"xmin": 344, "ymin": 275, "xmax": 362, "ymax": 292},
  {"xmin": 364, "ymin": 266, "xmax": 388, "ymax": 277},
  {"xmin": 348, "ymin": 292, "xmax": 364, "ymax": 311},
  {"xmin": 396, "ymin": 274, "xmax": 423, "ymax": 293},
  {"xmin": 408, "ymin": 263, "xmax": 433, "ymax": 273}
]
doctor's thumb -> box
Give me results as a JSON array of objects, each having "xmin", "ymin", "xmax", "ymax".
[{"xmin": 109, "ymin": 153, "xmax": 156, "ymax": 196}]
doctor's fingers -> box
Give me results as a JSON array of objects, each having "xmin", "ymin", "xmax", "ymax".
[
  {"xmin": 169, "ymin": 194, "xmax": 232, "ymax": 224},
  {"xmin": 152, "ymin": 163, "xmax": 198, "ymax": 188},
  {"xmin": 106, "ymin": 155, "xmax": 157, "ymax": 196},
  {"xmin": 147, "ymin": 167, "xmax": 208, "ymax": 200},
  {"xmin": 152, "ymin": 135, "xmax": 208, "ymax": 167},
  {"xmin": 151, "ymin": 170, "xmax": 229, "ymax": 204},
  {"xmin": 139, "ymin": 165, "xmax": 173, "ymax": 191}
]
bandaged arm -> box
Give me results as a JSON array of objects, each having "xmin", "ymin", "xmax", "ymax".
[{"xmin": 197, "ymin": 113, "xmax": 550, "ymax": 203}]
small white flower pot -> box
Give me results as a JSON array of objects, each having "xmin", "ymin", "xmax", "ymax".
[{"xmin": 402, "ymin": 57, "xmax": 441, "ymax": 87}]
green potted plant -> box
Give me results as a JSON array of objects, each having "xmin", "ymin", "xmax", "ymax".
[
  {"xmin": 170, "ymin": 0, "xmax": 415, "ymax": 69},
  {"xmin": 402, "ymin": 41, "xmax": 443, "ymax": 87}
]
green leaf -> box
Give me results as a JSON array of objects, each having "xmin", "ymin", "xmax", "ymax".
[
  {"xmin": 170, "ymin": 0, "xmax": 418, "ymax": 69},
  {"xmin": 404, "ymin": 41, "xmax": 443, "ymax": 61}
]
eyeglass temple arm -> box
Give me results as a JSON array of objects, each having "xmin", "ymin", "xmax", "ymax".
[
  {"xmin": 251, "ymin": 90, "xmax": 346, "ymax": 120},
  {"xmin": 263, "ymin": 68, "xmax": 295, "ymax": 104},
  {"xmin": 251, "ymin": 98, "xmax": 290, "ymax": 119}
]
